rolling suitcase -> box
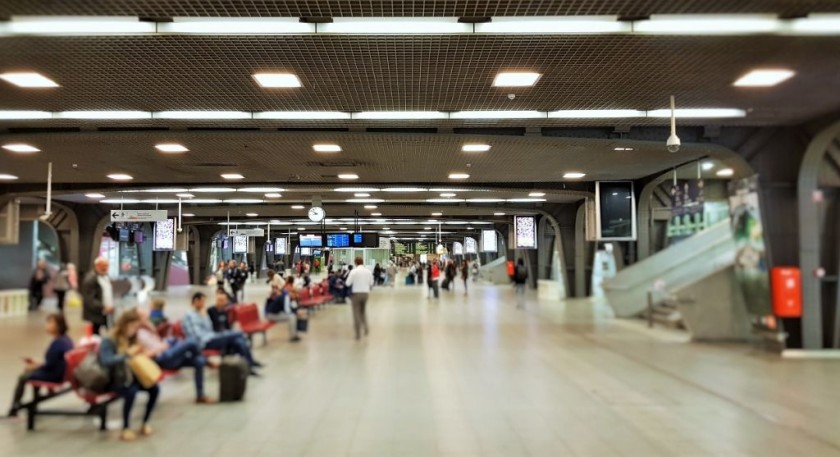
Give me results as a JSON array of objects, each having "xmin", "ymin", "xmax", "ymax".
[{"xmin": 219, "ymin": 356, "xmax": 249, "ymax": 402}]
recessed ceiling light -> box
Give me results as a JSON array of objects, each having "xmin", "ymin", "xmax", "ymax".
[
  {"xmin": 494, "ymin": 212, "xmax": 506, "ymax": 216},
  {"xmin": 0, "ymin": 72, "xmax": 59, "ymax": 88},
  {"xmin": 338, "ymin": 174, "xmax": 359, "ymax": 180},
  {"xmin": 264, "ymin": 193, "xmax": 282, "ymax": 198},
  {"xmin": 183, "ymin": 213, "xmax": 195, "ymax": 217},
  {"xmin": 462, "ymin": 144, "xmax": 491, "ymax": 152},
  {"xmin": 563, "ymin": 172, "xmax": 586, "ymax": 179},
  {"xmin": 364, "ymin": 205, "xmax": 378, "ymax": 209},
  {"xmin": 382, "ymin": 227, "xmax": 390, "ymax": 230},
  {"xmin": 733, "ymin": 69, "xmax": 795, "ymax": 87},
  {"xmin": 313, "ymin": 144, "xmax": 342, "ymax": 153},
  {"xmin": 107, "ymin": 173, "xmax": 133, "ymax": 181},
  {"xmin": 355, "ymin": 193, "xmax": 371, "ymax": 198},
  {"xmin": 155, "ymin": 143, "xmax": 189, "ymax": 153},
  {"xmin": 424, "ymin": 227, "xmax": 432, "ymax": 230},
  {"xmin": 702, "ymin": 162, "xmax": 715, "ymax": 171},
  {"xmin": 432, "ymin": 212, "xmax": 443, "ymax": 216},
  {"xmin": 221, "ymin": 173, "xmax": 245, "ymax": 180},
  {"xmin": 246, "ymin": 213, "xmax": 259, "ymax": 217},
  {"xmin": 716, "ymin": 168, "xmax": 735, "ymax": 177},
  {"xmin": 85, "ymin": 193, "xmax": 106, "ymax": 199},
  {"xmin": 449, "ymin": 173, "xmax": 470, "ymax": 180},
  {"xmin": 529, "ymin": 192, "xmax": 546, "ymax": 197},
  {"xmin": 176, "ymin": 193, "xmax": 195, "ymax": 198},
  {"xmin": 440, "ymin": 193, "xmax": 456, "ymax": 197},
  {"xmin": 3, "ymin": 143, "xmax": 40, "ymax": 153},
  {"xmin": 492, "ymin": 71, "xmax": 541, "ymax": 87},
  {"xmin": 613, "ymin": 147, "xmax": 635, "ymax": 151},
  {"xmin": 253, "ymin": 73, "xmax": 302, "ymax": 88},
  {"xmin": 298, "ymin": 227, "xmax": 306, "ymax": 231},
  {"xmin": 291, "ymin": 205, "xmax": 305, "ymax": 209},
  {"xmin": 371, "ymin": 212, "xmax": 382, "ymax": 216},
  {"xmin": 101, "ymin": 198, "xmax": 140, "ymax": 204}
]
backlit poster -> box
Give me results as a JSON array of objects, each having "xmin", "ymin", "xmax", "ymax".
[
  {"xmin": 153, "ymin": 218, "xmax": 175, "ymax": 251},
  {"xmin": 464, "ymin": 237, "xmax": 477, "ymax": 254},
  {"xmin": 728, "ymin": 175, "xmax": 772, "ymax": 318},
  {"xmin": 452, "ymin": 241, "xmax": 464, "ymax": 255},
  {"xmin": 232, "ymin": 235, "xmax": 248, "ymax": 254},
  {"xmin": 275, "ymin": 238, "xmax": 287, "ymax": 255},
  {"xmin": 668, "ymin": 180, "xmax": 705, "ymax": 242},
  {"xmin": 481, "ymin": 230, "xmax": 497, "ymax": 253},
  {"xmin": 514, "ymin": 216, "xmax": 537, "ymax": 249}
]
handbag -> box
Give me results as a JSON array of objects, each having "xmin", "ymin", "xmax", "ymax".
[
  {"xmin": 74, "ymin": 351, "xmax": 110, "ymax": 393},
  {"xmin": 65, "ymin": 290, "xmax": 83, "ymax": 309},
  {"xmin": 127, "ymin": 354, "xmax": 163, "ymax": 388}
]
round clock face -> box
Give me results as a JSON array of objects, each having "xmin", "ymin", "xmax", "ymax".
[{"xmin": 308, "ymin": 206, "xmax": 326, "ymax": 222}]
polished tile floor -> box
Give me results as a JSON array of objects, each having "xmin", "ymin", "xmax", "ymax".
[{"xmin": 1, "ymin": 280, "xmax": 839, "ymax": 457}]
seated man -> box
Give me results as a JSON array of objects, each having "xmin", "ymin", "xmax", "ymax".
[
  {"xmin": 328, "ymin": 272, "xmax": 345, "ymax": 302},
  {"xmin": 136, "ymin": 312, "xmax": 214, "ymax": 404},
  {"xmin": 182, "ymin": 292, "xmax": 263, "ymax": 376},
  {"xmin": 208, "ymin": 289, "xmax": 233, "ymax": 332},
  {"xmin": 264, "ymin": 283, "xmax": 301, "ymax": 343}
]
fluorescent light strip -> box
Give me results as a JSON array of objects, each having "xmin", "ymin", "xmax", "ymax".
[
  {"xmin": 238, "ymin": 187, "xmax": 285, "ymax": 193},
  {"xmin": 254, "ymin": 111, "xmax": 351, "ymax": 120},
  {"xmin": 450, "ymin": 110, "xmax": 545, "ymax": 119},
  {"xmin": 0, "ymin": 72, "xmax": 59, "ymax": 87},
  {"xmin": 0, "ymin": 111, "xmax": 52, "ymax": 120},
  {"xmin": 4, "ymin": 16, "xmax": 156, "ymax": 35},
  {"xmin": 353, "ymin": 111, "xmax": 448, "ymax": 120},
  {"xmin": 382, "ymin": 187, "xmax": 428, "ymax": 192},
  {"xmin": 161, "ymin": 17, "xmax": 316, "ymax": 34},
  {"xmin": 477, "ymin": 16, "xmax": 630, "ymax": 34},
  {"xmin": 319, "ymin": 18, "xmax": 472, "ymax": 34},
  {"xmin": 646, "ymin": 108, "xmax": 746, "ymax": 118},
  {"xmin": 633, "ymin": 14, "xmax": 780, "ymax": 35},
  {"xmin": 56, "ymin": 111, "xmax": 151, "ymax": 119},
  {"xmin": 548, "ymin": 109, "xmax": 646, "ymax": 118},
  {"xmin": 153, "ymin": 111, "xmax": 251, "ymax": 120},
  {"xmin": 189, "ymin": 187, "xmax": 236, "ymax": 193},
  {"xmin": 254, "ymin": 72, "xmax": 303, "ymax": 88},
  {"xmin": 426, "ymin": 199, "xmax": 465, "ymax": 203},
  {"xmin": 733, "ymin": 69, "xmax": 795, "ymax": 87},
  {"xmin": 787, "ymin": 14, "xmax": 840, "ymax": 35}
]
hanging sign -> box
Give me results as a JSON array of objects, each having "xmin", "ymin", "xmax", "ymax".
[{"xmin": 111, "ymin": 209, "xmax": 168, "ymax": 223}]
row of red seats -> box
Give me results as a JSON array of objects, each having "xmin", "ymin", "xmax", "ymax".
[{"xmin": 299, "ymin": 280, "xmax": 335, "ymax": 308}]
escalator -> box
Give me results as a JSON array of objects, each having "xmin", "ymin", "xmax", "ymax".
[{"xmin": 603, "ymin": 220, "xmax": 735, "ymax": 318}]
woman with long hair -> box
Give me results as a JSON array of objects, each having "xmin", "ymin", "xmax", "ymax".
[{"xmin": 99, "ymin": 309, "xmax": 160, "ymax": 441}]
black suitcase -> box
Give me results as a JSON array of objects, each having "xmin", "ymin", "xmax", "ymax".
[
  {"xmin": 219, "ymin": 356, "xmax": 249, "ymax": 402},
  {"xmin": 296, "ymin": 316, "xmax": 309, "ymax": 333},
  {"xmin": 441, "ymin": 278, "xmax": 450, "ymax": 290}
]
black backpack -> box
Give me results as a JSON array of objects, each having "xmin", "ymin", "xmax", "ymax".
[{"xmin": 515, "ymin": 265, "xmax": 528, "ymax": 282}]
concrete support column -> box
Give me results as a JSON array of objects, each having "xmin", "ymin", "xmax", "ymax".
[{"xmin": 574, "ymin": 203, "xmax": 587, "ymax": 297}]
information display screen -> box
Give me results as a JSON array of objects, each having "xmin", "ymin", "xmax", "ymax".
[
  {"xmin": 464, "ymin": 237, "xmax": 477, "ymax": 254},
  {"xmin": 351, "ymin": 232, "xmax": 379, "ymax": 248},
  {"xmin": 300, "ymin": 234, "xmax": 324, "ymax": 247},
  {"xmin": 265, "ymin": 242, "xmax": 273, "ymax": 253},
  {"xmin": 481, "ymin": 230, "xmax": 497, "ymax": 253},
  {"xmin": 514, "ymin": 216, "xmax": 538, "ymax": 249},
  {"xmin": 275, "ymin": 238, "xmax": 287, "ymax": 255},
  {"xmin": 232, "ymin": 235, "xmax": 248, "ymax": 254},
  {"xmin": 596, "ymin": 181, "xmax": 636, "ymax": 241},
  {"xmin": 452, "ymin": 242, "xmax": 464, "ymax": 255},
  {"xmin": 326, "ymin": 233, "xmax": 351, "ymax": 248},
  {"xmin": 300, "ymin": 247, "xmax": 312, "ymax": 256},
  {"xmin": 153, "ymin": 219, "xmax": 175, "ymax": 251}
]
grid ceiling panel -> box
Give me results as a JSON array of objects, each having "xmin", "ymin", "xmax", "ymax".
[
  {"xmin": 0, "ymin": 130, "xmax": 738, "ymax": 185},
  {"xmin": 1, "ymin": 0, "xmax": 839, "ymax": 17},
  {"xmin": 0, "ymin": 35, "xmax": 838, "ymax": 126}
]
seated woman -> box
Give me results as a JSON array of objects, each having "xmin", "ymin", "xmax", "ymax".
[
  {"xmin": 135, "ymin": 311, "xmax": 214, "ymax": 404},
  {"xmin": 99, "ymin": 309, "xmax": 160, "ymax": 442},
  {"xmin": 265, "ymin": 279, "xmax": 301, "ymax": 343},
  {"xmin": 7, "ymin": 314, "xmax": 73, "ymax": 417}
]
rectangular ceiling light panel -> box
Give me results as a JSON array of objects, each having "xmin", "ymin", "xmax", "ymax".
[
  {"xmin": 319, "ymin": 18, "xmax": 472, "ymax": 34},
  {"xmin": 160, "ymin": 18, "xmax": 315, "ymax": 34},
  {"xmin": 476, "ymin": 16, "xmax": 630, "ymax": 34},
  {"xmin": 5, "ymin": 16, "xmax": 157, "ymax": 35},
  {"xmin": 634, "ymin": 14, "xmax": 780, "ymax": 35}
]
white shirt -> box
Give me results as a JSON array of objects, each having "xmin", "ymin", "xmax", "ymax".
[
  {"xmin": 345, "ymin": 266, "xmax": 374, "ymax": 294},
  {"xmin": 97, "ymin": 273, "xmax": 113, "ymax": 308}
]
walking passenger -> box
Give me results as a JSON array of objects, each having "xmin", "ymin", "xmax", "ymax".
[
  {"xmin": 345, "ymin": 257, "xmax": 374, "ymax": 340},
  {"xmin": 81, "ymin": 257, "xmax": 116, "ymax": 335}
]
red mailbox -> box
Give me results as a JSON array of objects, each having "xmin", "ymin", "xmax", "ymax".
[{"xmin": 771, "ymin": 267, "xmax": 802, "ymax": 318}]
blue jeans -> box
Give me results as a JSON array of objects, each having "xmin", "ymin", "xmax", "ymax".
[
  {"xmin": 155, "ymin": 339, "xmax": 206, "ymax": 398},
  {"xmin": 116, "ymin": 383, "xmax": 159, "ymax": 430},
  {"xmin": 204, "ymin": 331, "xmax": 255, "ymax": 367}
]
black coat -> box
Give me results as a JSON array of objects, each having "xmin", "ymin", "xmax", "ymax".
[{"xmin": 81, "ymin": 271, "xmax": 107, "ymax": 325}]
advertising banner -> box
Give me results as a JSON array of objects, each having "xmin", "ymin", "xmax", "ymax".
[
  {"xmin": 728, "ymin": 175, "xmax": 772, "ymax": 317},
  {"xmin": 464, "ymin": 237, "xmax": 477, "ymax": 254},
  {"xmin": 153, "ymin": 219, "xmax": 175, "ymax": 251},
  {"xmin": 668, "ymin": 180, "xmax": 705, "ymax": 242},
  {"xmin": 452, "ymin": 241, "xmax": 464, "ymax": 255},
  {"xmin": 514, "ymin": 216, "xmax": 537, "ymax": 249}
]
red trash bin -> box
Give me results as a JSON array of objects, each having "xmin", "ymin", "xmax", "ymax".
[{"xmin": 771, "ymin": 267, "xmax": 802, "ymax": 318}]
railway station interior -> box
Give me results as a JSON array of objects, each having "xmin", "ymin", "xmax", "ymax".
[{"xmin": 2, "ymin": 1, "xmax": 840, "ymax": 456}]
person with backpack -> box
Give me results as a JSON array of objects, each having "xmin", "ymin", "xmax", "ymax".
[
  {"xmin": 444, "ymin": 260, "xmax": 457, "ymax": 292},
  {"xmin": 513, "ymin": 258, "xmax": 529, "ymax": 308}
]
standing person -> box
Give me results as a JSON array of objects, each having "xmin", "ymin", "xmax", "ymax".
[
  {"xmin": 81, "ymin": 257, "xmax": 115, "ymax": 335},
  {"xmin": 471, "ymin": 261, "xmax": 480, "ymax": 282},
  {"xmin": 461, "ymin": 260, "xmax": 469, "ymax": 296},
  {"xmin": 345, "ymin": 257, "xmax": 374, "ymax": 340},
  {"xmin": 28, "ymin": 259, "xmax": 50, "ymax": 311},
  {"xmin": 8, "ymin": 314, "xmax": 73, "ymax": 417},
  {"xmin": 373, "ymin": 263, "xmax": 382, "ymax": 288},
  {"xmin": 445, "ymin": 260, "xmax": 457, "ymax": 293},
  {"xmin": 98, "ymin": 310, "xmax": 160, "ymax": 441},
  {"xmin": 248, "ymin": 262, "xmax": 256, "ymax": 283},
  {"xmin": 214, "ymin": 261, "xmax": 226, "ymax": 289},
  {"xmin": 237, "ymin": 262, "xmax": 249, "ymax": 302},
  {"xmin": 513, "ymin": 258, "xmax": 529, "ymax": 308},
  {"xmin": 428, "ymin": 261, "xmax": 440, "ymax": 300},
  {"xmin": 225, "ymin": 260, "xmax": 240, "ymax": 303},
  {"xmin": 387, "ymin": 262, "xmax": 398, "ymax": 288},
  {"xmin": 53, "ymin": 263, "xmax": 75, "ymax": 313}
]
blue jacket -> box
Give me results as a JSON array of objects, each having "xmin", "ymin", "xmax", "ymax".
[{"xmin": 29, "ymin": 335, "xmax": 73, "ymax": 383}]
